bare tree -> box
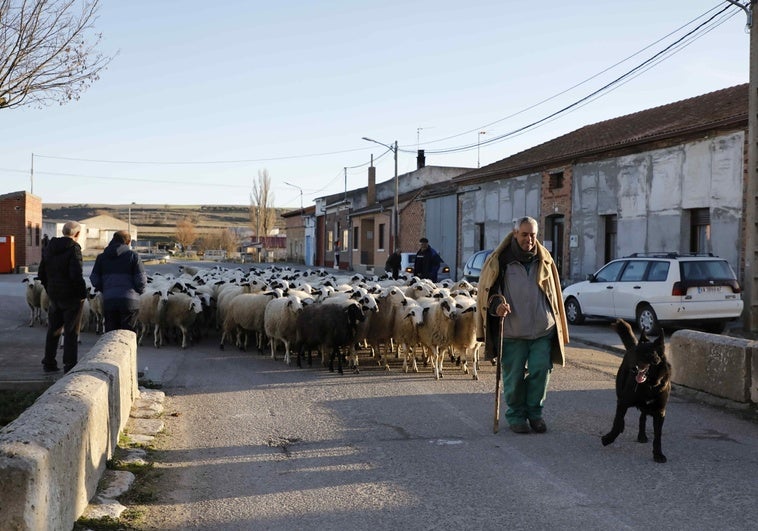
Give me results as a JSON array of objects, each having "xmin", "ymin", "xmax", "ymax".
[
  {"xmin": 0, "ymin": 0, "xmax": 113, "ymax": 109},
  {"xmin": 219, "ymin": 227, "xmax": 238, "ymax": 256},
  {"xmin": 250, "ymin": 169, "xmax": 275, "ymax": 262},
  {"xmin": 175, "ymin": 218, "xmax": 196, "ymax": 252}
]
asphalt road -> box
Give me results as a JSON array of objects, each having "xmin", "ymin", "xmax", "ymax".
[{"xmin": 2, "ymin": 264, "xmax": 756, "ymax": 530}]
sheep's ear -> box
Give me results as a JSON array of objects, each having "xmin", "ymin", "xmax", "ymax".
[
  {"xmin": 441, "ymin": 300, "xmax": 450, "ymax": 310},
  {"xmin": 422, "ymin": 307, "xmax": 430, "ymax": 315}
]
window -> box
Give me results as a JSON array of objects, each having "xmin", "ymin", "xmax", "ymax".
[
  {"xmin": 619, "ymin": 260, "xmax": 647, "ymax": 282},
  {"xmin": 595, "ymin": 260, "xmax": 624, "ymax": 282},
  {"xmin": 327, "ymin": 230, "xmax": 334, "ymax": 251},
  {"xmin": 689, "ymin": 208, "xmax": 710, "ymax": 253},
  {"xmin": 549, "ymin": 171, "xmax": 564, "ymax": 190},
  {"xmin": 27, "ymin": 222, "xmax": 32, "ymax": 245},
  {"xmin": 342, "ymin": 229, "xmax": 349, "ymax": 253},
  {"xmin": 353, "ymin": 227, "xmax": 359, "ymax": 250},
  {"xmin": 35, "ymin": 225, "xmax": 40, "ymax": 246},
  {"xmin": 604, "ymin": 215, "xmax": 617, "ymax": 263},
  {"xmin": 647, "ymin": 261, "xmax": 670, "ymax": 282},
  {"xmin": 378, "ymin": 223, "xmax": 385, "ymax": 250}
]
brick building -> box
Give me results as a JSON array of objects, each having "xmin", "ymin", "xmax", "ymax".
[{"xmin": 0, "ymin": 190, "xmax": 43, "ymax": 271}]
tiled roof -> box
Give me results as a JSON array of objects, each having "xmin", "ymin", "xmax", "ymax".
[{"xmin": 454, "ymin": 83, "xmax": 748, "ymax": 184}]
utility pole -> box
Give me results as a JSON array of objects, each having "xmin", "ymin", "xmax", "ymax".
[
  {"xmin": 740, "ymin": 0, "xmax": 758, "ymax": 330},
  {"xmin": 725, "ymin": 0, "xmax": 757, "ymax": 330}
]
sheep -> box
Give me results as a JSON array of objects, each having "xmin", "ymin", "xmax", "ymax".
[
  {"xmin": 22, "ymin": 276, "xmax": 45, "ymax": 327},
  {"xmin": 159, "ymin": 292, "xmax": 204, "ymax": 349},
  {"xmin": 136, "ymin": 287, "xmax": 170, "ymax": 347},
  {"xmin": 220, "ymin": 290, "xmax": 281, "ymax": 351},
  {"xmin": 417, "ymin": 295, "xmax": 460, "ymax": 380},
  {"xmin": 319, "ymin": 288, "xmax": 378, "ymax": 372},
  {"xmin": 364, "ymin": 286, "xmax": 408, "ymax": 370},
  {"xmin": 263, "ymin": 293, "xmax": 305, "ymax": 365},
  {"xmin": 449, "ymin": 295, "xmax": 481, "ymax": 379},
  {"xmin": 295, "ymin": 300, "xmax": 365, "ymax": 374},
  {"xmin": 88, "ymin": 289, "xmax": 105, "ymax": 334},
  {"xmin": 392, "ymin": 298, "xmax": 425, "ymax": 373}
]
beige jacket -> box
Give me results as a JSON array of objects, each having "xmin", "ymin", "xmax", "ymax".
[{"xmin": 475, "ymin": 233, "xmax": 569, "ymax": 367}]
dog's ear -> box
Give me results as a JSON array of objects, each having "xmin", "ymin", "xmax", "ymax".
[{"xmin": 612, "ymin": 319, "xmax": 638, "ymax": 352}]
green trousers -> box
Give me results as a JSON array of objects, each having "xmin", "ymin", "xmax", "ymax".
[{"xmin": 500, "ymin": 334, "xmax": 553, "ymax": 425}]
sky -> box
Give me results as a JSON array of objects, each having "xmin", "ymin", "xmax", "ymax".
[{"xmin": 0, "ymin": 0, "xmax": 751, "ymax": 210}]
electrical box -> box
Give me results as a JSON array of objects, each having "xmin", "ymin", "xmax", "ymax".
[{"xmin": 0, "ymin": 236, "xmax": 15, "ymax": 274}]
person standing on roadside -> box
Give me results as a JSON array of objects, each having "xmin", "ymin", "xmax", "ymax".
[
  {"xmin": 475, "ymin": 216, "xmax": 569, "ymax": 434},
  {"xmin": 90, "ymin": 230, "xmax": 147, "ymax": 333},
  {"xmin": 385, "ymin": 248, "xmax": 402, "ymax": 280},
  {"xmin": 413, "ymin": 237, "xmax": 442, "ymax": 282},
  {"xmin": 38, "ymin": 221, "xmax": 87, "ymax": 373}
]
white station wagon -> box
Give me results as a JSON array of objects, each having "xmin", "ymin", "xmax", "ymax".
[{"xmin": 562, "ymin": 253, "xmax": 743, "ymax": 334}]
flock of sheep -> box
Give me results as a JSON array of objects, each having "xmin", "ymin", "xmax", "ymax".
[{"xmin": 22, "ymin": 264, "xmax": 485, "ymax": 378}]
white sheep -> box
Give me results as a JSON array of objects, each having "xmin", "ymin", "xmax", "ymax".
[
  {"xmin": 159, "ymin": 292, "xmax": 204, "ymax": 349},
  {"xmin": 392, "ymin": 297, "xmax": 424, "ymax": 373},
  {"xmin": 22, "ymin": 276, "xmax": 45, "ymax": 327},
  {"xmin": 450, "ymin": 295, "xmax": 481, "ymax": 379},
  {"xmin": 263, "ymin": 293, "xmax": 305, "ymax": 365},
  {"xmin": 137, "ymin": 287, "xmax": 170, "ymax": 347},
  {"xmin": 364, "ymin": 286, "xmax": 407, "ymax": 370},
  {"xmin": 417, "ymin": 295, "xmax": 460, "ymax": 380},
  {"xmin": 220, "ymin": 290, "xmax": 281, "ymax": 351}
]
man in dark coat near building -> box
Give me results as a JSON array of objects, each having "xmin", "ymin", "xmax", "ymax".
[
  {"xmin": 413, "ymin": 237, "xmax": 442, "ymax": 282},
  {"xmin": 38, "ymin": 220, "xmax": 87, "ymax": 373},
  {"xmin": 90, "ymin": 230, "xmax": 147, "ymax": 333}
]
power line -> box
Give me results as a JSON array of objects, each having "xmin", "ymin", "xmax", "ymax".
[{"xmin": 419, "ymin": 3, "xmax": 738, "ymax": 156}]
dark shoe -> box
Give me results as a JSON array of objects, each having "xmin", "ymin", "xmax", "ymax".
[
  {"xmin": 43, "ymin": 365, "xmax": 60, "ymax": 373},
  {"xmin": 528, "ymin": 418, "xmax": 547, "ymax": 433},
  {"xmin": 509, "ymin": 423, "xmax": 530, "ymax": 434},
  {"xmin": 63, "ymin": 365, "xmax": 75, "ymax": 374}
]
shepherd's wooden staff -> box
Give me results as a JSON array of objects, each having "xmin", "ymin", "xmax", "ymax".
[{"xmin": 489, "ymin": 293, "xmax": 508, "ymax": 434}]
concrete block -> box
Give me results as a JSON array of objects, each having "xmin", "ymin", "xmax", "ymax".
[
  {"xmin": 0, "ymin": 373, "xmax": 111, "ymax": 530},
  {"xmin": 670, "ymin": 330, "xmax": 753, "ymax": 403},
  {"xmin": 0, "ymin": 330, "xmax": 137, "ymax": 530}
]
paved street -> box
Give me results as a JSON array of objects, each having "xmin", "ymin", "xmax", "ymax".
[{"xmin": 1, "ymin": 270, "xmax": 757, "ymax": 529}]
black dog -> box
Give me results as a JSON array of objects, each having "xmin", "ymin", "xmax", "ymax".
[{"xmin": 601, "ymin": 319, "xmax": 671, "ymax": 463}]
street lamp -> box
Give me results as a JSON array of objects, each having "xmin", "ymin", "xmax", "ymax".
[
  {"xmin": 283, "ymin": 181, "xmax": 304, "ymax": 213},
  {"xmin": 127, "ymin": 202, "xmax": 135, "ymax": 248},
  {"xmin": 362, "ymin": 137, "xmax": 399, "ymax": 249}
]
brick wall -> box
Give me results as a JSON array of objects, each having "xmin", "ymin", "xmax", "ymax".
[
  {"xmin": 400, "ymin": 200, "xmax": 424, "ymax": 252},
  {"xmin": 0, "ymin": 191, "xmax": 42, "ymax": 268},
  {"xmin": 540, "ymin": 166, "xmax": 572, "ymax": 279}
]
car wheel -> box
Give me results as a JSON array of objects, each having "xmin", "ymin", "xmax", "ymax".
[
  {"xmin": 636, "ymin": 304, "xmax": 660, "ymax": 335},
  {"xmin": 564, "ymin": 297, "xmax": 585, "ymax": 325}
]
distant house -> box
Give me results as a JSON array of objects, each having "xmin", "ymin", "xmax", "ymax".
[
  {"xmin": 42, "ymin": 219, "xmax": 89, "ymax": 251},
  {"xmin": 281, "ymin": 205, "xmax": 316, "ymax": 265},
  {"xmin": 79, "ymin": 215, "xmax": 138, "ymax": 252}
]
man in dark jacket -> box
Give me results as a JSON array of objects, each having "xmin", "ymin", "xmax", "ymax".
[
  {"xmin": 90, "ymin": 231, "xmax": 147, "ymax": 333},
  {"xmin": 413, "ymin": 237, "xmax": 442, "ymax": 282},
  {"xmin": 38, "ymin": 221, "xmax": 87, "ymax": 373}
]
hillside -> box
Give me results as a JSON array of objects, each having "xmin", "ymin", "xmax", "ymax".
[{"xmin": 43, "ymin": 203, "xmax": 290, "ymax": 241}]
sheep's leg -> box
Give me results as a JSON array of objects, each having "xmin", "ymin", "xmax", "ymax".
[
  {"xmin": 153, "ymin": 325, "xmax": 162, "ymax": 348},
  {"xmin": 283, "ymin": 340, "xmax": 291, "ymax": 365},
  {"xmin": 180, "ymin": 326, "xmax": 189, "ymax": 349},
  {"xmin": 433, "ymin": 346, "xmax": 442, "ymax": 380},
  {"xmin": 27, "ymin": 306, "xmax": 35, "ymax": 327},
  {"xmin": 270, "ymin": 339, "xmax": 277, "ymax": 360},
  {"xmin": 350, "ymin": 345, "xmax": 360, "ymax": 374},
  {"xmin": 471, "ymin": 344, "xmax": 480, "ymax": 381}
]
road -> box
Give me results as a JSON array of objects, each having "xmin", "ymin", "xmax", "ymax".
[
  {"xmin": 2, "ymin": 263, "xmax": 756, "ymax": 529},
  {"xmin": 133, "ymin": 336, "xmax": 757, "ymax": 530}
]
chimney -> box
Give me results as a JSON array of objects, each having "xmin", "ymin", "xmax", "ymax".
[
  {"xmin": 367, "ymin": 161, "xmax": 376, "ymax": 204},
  {"xmin": 417, "ymin": 149, "xmax": 426, "ymax": 169}
]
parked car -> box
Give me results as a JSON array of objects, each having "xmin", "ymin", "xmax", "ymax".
[
  {"xmin": 399, "ymin": 252, "xmax": 451, "ymax": 281},
  {"xmin": 562, "ymin": 253, "xmax": 743, "ymax": 334},
  {"xmin": 462, "ymin": 249, "xmax": 493, "ymax": 283}
]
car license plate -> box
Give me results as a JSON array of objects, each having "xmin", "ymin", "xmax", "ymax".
[{"xmin": 696, "ymin": 286, "xmax": 723, "ymax": 294}]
